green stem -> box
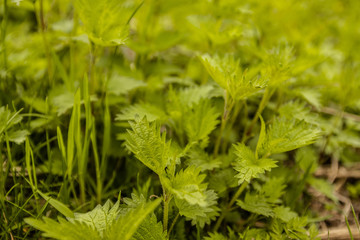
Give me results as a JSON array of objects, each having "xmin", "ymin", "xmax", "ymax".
[
  {"xmin": 213, "ymin": 182, "xmax": 248, "ymax": 231},
  {"xmin": 89, "ymin": 42, "xmax": 97, "ymax": 92},
  {"xmin": 91, "ymin": 127, "xmax": 102, "ymax": 204},
  {"xmin": 221, "ymin": 101, "xmax": 243, "ymax": 153},
  {"xmin": 163, "ymin": 191, "xmax": 171, "ymax": 232},
  {"xmin": 214, "ymin": 93, "xmax": 235, "ymax": 158},
  {"xmin": 168, "ymin": 212, "xmax": 179, "ymax": 237},
  {"xmin": 242, "ymin": 88, "xmax": 273, "ymax": 142},
  {"xmin": 196, "ymin": 224, "xmax": 201, "ymax": 240}
]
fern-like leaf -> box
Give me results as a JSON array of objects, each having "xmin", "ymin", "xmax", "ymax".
[
  {"xmin": 237, "ymin": 193, "xmax": 274, "ymax": 217},
  {"xmin": 169, "ymin": 166, "xmax": 208, "ymax": 206},
  {"xmin": 131, "ymin": 214, "xmax": 166, "ymax": 240},
  {"xmin": 199, "ymin": 54, "xmax": 267, "ymax": 101},
  {"xmin": 125, "ymin": 117, "xmax": 172, "ymax": 176},
  {"xmin": 74, "ymin": 0, "xmax": 140, "ymax": 46},
  {"xmin": 258, "ymin": 117, "xmax": 322, "ymax": 157},
  {"xmin": 184, "ymin": 99, "xmax": 220, "ymax": 143},
  {"xmin": 25, "ymin": 217, "xmax": 102, "ymax": 240},
  {"xmin": 233, "ymin": 143, "xmax": 277, "ymax": 185},
  {"xmin": 117, "ymin": 103, "xmax": 167, "ymax": 122},
  {"xmin": 72, "ymin": 200, "xmax": 120, "ymax": 237},
  {"xmin": 174, "ymin": 189, "xmax": 219, "ymax": 227},
  {"xmin": 107, "ymin": 198, "xmax": 162, "ymax": 240}
]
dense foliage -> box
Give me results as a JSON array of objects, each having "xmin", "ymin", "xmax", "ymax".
[{"xmin": 1, "ymin": 0, "xmax": 360, "ymax": 239}]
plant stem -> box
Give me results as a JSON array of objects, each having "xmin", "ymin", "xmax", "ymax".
[
  {"xmin": 89, "ymin": 42, "xmax": 97, "ymax": 92},
  {"xmin": 196, "ymin": 224, "xmax": 201, "ymax": 240},
  {"xmin": 214, "ymin": 93, "xmax": 235, "ymax": 158},
  {"xmin": 213, "ymin": 182, "xmax": 248, "ymax": 231},
  {"xmin": 221, "ymin": 101, "xmax": 243, "ymax": 153},
  {"xmin": 242, "ymin": 88, "xmax": 273, "ymax": 143},
  {"xmin": 168, "ymin": 212, "xmax": 179, "ymax": 237},
  {"xmin": 162, "ymin": 184, "xmax": 171, "ymax": 232}
]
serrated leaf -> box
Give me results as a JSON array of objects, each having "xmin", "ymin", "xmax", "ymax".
[
  {"xmin": 108, "ymin": 198, "xmax": 161, "ymax": 240},
  {"xmin": 73, "ymin": 200, "xmax": 120, "ymax": 237},
  {"xmin": 186, "ymin": 148, "xmax": 221, "ymax": 171},
  {"xmin": 278, "ymin": 101, "xmax": 319, "ymax": 126},
  {"xmin": 170, "ymin": 166, "xmax": 208, "ymax": 206},
  {"xmin": 178, "ymin": 85, "xmax": 214, "ymax": 107},
  {"xmin": 259, "ymin": 177, "xmax": 286, "ymax": 204},
  {"xmin": 184, "ymin": 99, "xmax": 220, "ymax": 143},
  {"xmin": 284, "ymin": 217, "xmax": 309, "ymax": 239},
  {"xmin": 233, "ymin": 143, "xmax": 277, "ymax": 184},
  {"xmin": 199, "ymin": 54, "xmax": 267, "ymax": 101},
  {"xmin": 131, "ymin": 214, "xmax": 166, "ymax": 240},
  {"xmin": 25, "ymin": 217, "xmax": 102, "ymax": 240},
  {"xmin": 107, "ymin": 75, "xmax": 146, "ymax": 96},
  {"xmin": 273, "ymin": 206, "xmax": 298, "ymax": 222},
  {"xmin": 237, "ymin": 193, "xmax": 274, "ymax": 217},
  {"xmin": 74, "ymin": 0, "xmax": 138, "ymax": 46},
  {"xmin": 175, "ymin": 189, "xmax": 219, "ymax": 227},
  {"xmin": 242, "ymin": 228, "xmax": 271, "ymax": 240},
  {"xmin": 259, "ymin": 118, "xmax": 322, "ymax": 157},
  {"xmin": 209, "ymin": 168, "xmax": 238, "ymax": 195},
  {"xmin": 117, "ymin": 103, "xmax": 167, "ymax": 122},
  {"xmin": 125, "ymin": 117, "xmax": 172, "ymax": 176}
]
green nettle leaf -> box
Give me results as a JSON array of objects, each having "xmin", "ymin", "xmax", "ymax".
[
  {"xmin": 237, "ymin": 193, "xmax": 275, "ymax": 217},
  {"xmin": 233, "ymin": 143, "xmax": 277, "ymax": 184},
  {"xmin": 116, "ymin": 103, "xmax": 167, "ymax": 122},
  {"xmin": 199, "ymin": 54, "xmax": 268, "ymax": 101},
  {"xmin": 74, "ymin": 0, "xmax": 138, "ymax": 46},
  {"xmin": 125, "ymin": 117, "xmax": 172, "ymax": 176},
  {"xmin": 284, "ymin": 217, "xmax": 309, "ymax": 239},
  {"xmin": 273, "ymin": 206, "xmax": 298, "ymax": 222},
  {"xmin": 170, "ymin": 166, "xmax": 208, "ymax": 206},
  {"xmin": 25, "ymin": 198, "xmax": 161, "ymax": 240},
  {"xmin": 186, "ymin": 148, "xmax": 221, "ymax": 171},
  {"xmin": 259, "ymin": 117, "xmax": 322, "ymax": 157},
  {"xmin": 278, "ymin": 101, "xmax": 319, "ymax": 126},
  {"xmin": 107, "ymin": 75, "xmax": 146, "ymax": 96},
  {"xmin": 108, "ymin": 198, "xmax": 162, "ymax": 240},
  {"xmin": 72, "ymin": 200, "xmax": 120, "ymax": 237},
  {"xmin": 241, "ymin": 228, "xmax": 271, "ymax": 240},
  {"xmin": 259, "ymin": 177, "xmax": 286, "ymax": 204},
  {"xmin": 163, "ymin": 166, "xmax": 219, "ymax": 227},
  {"xmin": 25, "ymin": 217, "xmax": 102, "ymax": 240},
  {"xmin": 179, "ymin": 85, "xmax": 214, "ymax": 107},
  {"xmin": 184, "ymin": 99, "xmax": 220, "ymax": 143},
  {"xmin": 209, "ymin": 168, "xmax": 238, "ymax": 195},
  {"xmin": 131, "ymin": 214, "xmax": 167, "ymax": 240},
  {"xmin": 175, "ymin": 189, "xmax": 219, "ymax": 227}
]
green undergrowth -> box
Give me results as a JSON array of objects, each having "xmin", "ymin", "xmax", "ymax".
[{"xmin": 1, "ymin": 0, "xmax": 360, "ymax": 239}]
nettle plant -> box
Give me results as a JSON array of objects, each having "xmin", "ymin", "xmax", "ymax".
[
  {"xmin": 25, "ymin": 30, "xmax": 322, "ymax": 240},
  {"xmin": 3, "ymin": 0, "xmax": 360, "ymax": 239}
]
